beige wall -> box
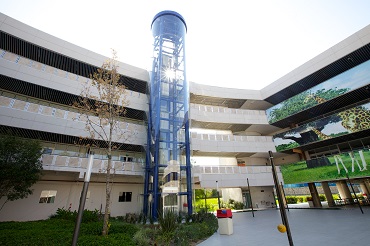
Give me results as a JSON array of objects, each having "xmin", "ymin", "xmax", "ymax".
[
  {"xmin": 190, "ymin": 103, "xmax": 268, "ymax": 125},
  {"xmin": 0, "ymin": 179, "xmax": 144, "ymax": 222},
  {"xmin": 249, "ymin": 186, "xmax": 275, "ymax": 208}
]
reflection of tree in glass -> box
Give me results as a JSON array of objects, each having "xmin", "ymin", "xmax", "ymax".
[
  {"xmin": 269, "ymin": 91, "xmax": 310, "ymax": 123},
  {"xmin": 268, "ymin": 87, "xmax": 349, "ymax": 123}
]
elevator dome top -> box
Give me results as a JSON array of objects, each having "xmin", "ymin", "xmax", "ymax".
[{"xmin": 151, "ymin": 10, "xmax": 187, "ymax": 32}]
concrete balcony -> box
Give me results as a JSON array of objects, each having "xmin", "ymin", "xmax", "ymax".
[
  {"xmin": 192, "ymin": 165, "xmax": 283, "ymax": 188},
  {"xmin": 190, "ymin": 103, "xmax": 268, "ymax": 125},
  {"xmin": 191, "ymin": 132, "xmax": 276, "ymax": 154},
  {"xmin": 41, "ymin": 154, "xmax": 144, "ymax": 176},
  {"xmin": 0, "ymin": 95, "xmax": 146, "ymax": 146}
]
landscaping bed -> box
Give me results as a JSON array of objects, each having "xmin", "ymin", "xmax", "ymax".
[{"xmin": 0, "ymin": 208, "xmax": 218, "ymax": 246}]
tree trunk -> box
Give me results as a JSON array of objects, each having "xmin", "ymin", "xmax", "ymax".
[
  {"xmin": 102, "ymin": 153, "xmax": 112, "ymax": 236},
  {"xmin": 102, "ymin": 85, "xmax": 115, "ymax": 236}
]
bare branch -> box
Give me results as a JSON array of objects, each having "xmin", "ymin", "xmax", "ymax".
[{"xmin": 72, "ymin": 50, "xmax": 130, "ymax": 236}]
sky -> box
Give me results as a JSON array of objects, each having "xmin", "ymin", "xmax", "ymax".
[{"xmin": 1, "ymin": 0, "xmax": 370, "ymax": 90}]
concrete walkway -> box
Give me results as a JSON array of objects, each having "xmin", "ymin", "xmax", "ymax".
[{"xmin": 198, "ymin": 207, "xmax": 370, "ymax": 246}]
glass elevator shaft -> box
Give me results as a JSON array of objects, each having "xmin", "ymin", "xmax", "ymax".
[{"xmin": 144, "ymin": 11, "xmax": 192, "ymax": 219}]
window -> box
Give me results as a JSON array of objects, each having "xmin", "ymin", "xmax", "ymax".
[
  {"xmin": 118, "ymin": 192, "xmax": 132, "ymax": 202},
  {"xmin": 120, "ymin": 156, "xmax": 133, "ymax": 162},
  {"xmin": 39, "ymin": 190, "xmax": 57, "ymax": 203}
]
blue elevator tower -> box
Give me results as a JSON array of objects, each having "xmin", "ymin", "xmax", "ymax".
[{"xmin": 144, "ymin": 11, "xmax": 192, "ymax": 219}]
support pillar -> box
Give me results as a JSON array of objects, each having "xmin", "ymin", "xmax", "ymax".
[
  {"xmin": 365, "ymin": 179, "xmax": 370, "ymax": 191},
  {"xmin": 279, "ymin": 183, "xmax": 288, "ymax": 208},
  {"xmin": 359, "ymin": 180, "xmax": 370, "ymax": 196},
  {"xmin": 308, "ymin": 183, "xmax": 322, "ymax": 207},
  {"xmin": 321, "ymin": 181, "xmax": 335, "ymax": 207},
  {"xmin": 336, "ymin": 180, "xmax": 353, "ymax": 203}
]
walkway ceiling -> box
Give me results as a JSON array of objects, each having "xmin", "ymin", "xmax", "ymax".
[
  {"xmin": 0, "ymin": 125, "xmax": 145, "ymax": 152},
  {"xmin": 190, "ymin": 93, "xmax": 246, "ymax": 108},
  {"xmin": 191, "ymin": 119, "xmax": 281, "ymax": 135},
  {"xmin": 191, "ymin": 120, "xmax": 251, "ymax": 132},
  {"xmin": 280, "ymin": 129, "xmax": 370, "ymax": 155},
  {"xmin": 0, "ymin": 74, "xmax": 146, "ymax": 121},
  {"xmin": 192, "ymin": 150, "xmax": 289, "ymax": 159},
  {"xmin": 0, "ymin": 31, "xmax": 148, "ymax": 94}
]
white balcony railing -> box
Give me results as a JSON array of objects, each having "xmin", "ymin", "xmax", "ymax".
[
  {"xmin": 192, "ymin": 165, "xmax": 280, "ymax": 176},
  {"xmin": 41, "ymin": 154, "xmax": 144, "ymax": 175},
  {"xmin": 190, "ymin": 132, "xmax": 273, "ymax": 143}
]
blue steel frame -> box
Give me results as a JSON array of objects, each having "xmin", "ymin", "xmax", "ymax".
[{"xmin": 144, "ymin": 10, "xmax": 192, "ymax": 219}]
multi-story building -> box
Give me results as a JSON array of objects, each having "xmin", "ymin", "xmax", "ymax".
[{"xmin": 0, "ymin": 11, "xmax": 369, "ymax": 221}]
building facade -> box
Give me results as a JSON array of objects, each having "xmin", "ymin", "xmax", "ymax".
[{"xmin": 0, "ymin": 11, "xmax": 369, "ymax": 221}]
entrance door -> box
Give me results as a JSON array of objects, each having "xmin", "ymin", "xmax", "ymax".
[{"xmin": 242, "ymin": 191, "xmax": 252, "ymax": 208}]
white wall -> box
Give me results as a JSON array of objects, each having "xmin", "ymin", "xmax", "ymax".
[
  {"xmin": 249, "ymin": 186, "xmax": 275, "ymax": 208},
  {"xmin": 190, "ymin": 82, "xmax": 262, "ymax": 100},
  {"xmin": 0, "ymin": 180, "xmax": 143, "ymax": 222},
  {"xmin": 191, "ymin": 134, "xmax": 276, "ymax": 153},
  {"xmin": 219, "ymin": 187, "xmax": 275, "ymax": 209},
  {"xmin": 190, "ymin": 103, "xmax": 268, "ymax": 125},
  {"xmin": 0, "ymin": 101, "xmax": 147, "ymax": 146},
  {"xmin": 221, "ymin": 188, "xmax": 243, "ymax": 203},
  {"xmin": 0, "ymin": 51, "xmax": 149, "ymax": 112}
]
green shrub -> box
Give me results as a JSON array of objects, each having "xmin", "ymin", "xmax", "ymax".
[
  {"xmin": 82, "ymin": 209, "xmax": 100, "ymax": 222},
  {"xmin": 296, "ymin": 196, "xmax": 304, "ymax": 203},
  {"xmin": 226, "ymin": 199, "xmax": 244, "ymax": 210},
  {"xmin": 79, "ymin": 221, "xmax": 102, "ymax": 236},
  {"xmin": 185, "ymin": 213, "xmax": 192, "ymax": 223},
  {"xmin": 0, "ymin": 212, "xmax": 218, "ymax": 246},
  {"xmin": 156, "ymin": 231, "xmax": 175, "ymax": 245},
  {"xmin": 173, "ymin": 213, "xmax": 218, "ymax": 245},
  {"xmin": 50, "ymin": 207, "xmax": 77, "ymax": 221},
  {"xmin": 286, "ymin": 196, "xmax": 298, "ymax": 204},
  {"xmin": 158, "ymin": 209, "xmax": 178, "ymax": 233},
  {"xmin": 177, "ymin": 213, "xmax": 183, "ymax": 224},
  {"xmin": 319, "ymin": 194, "xmax": 327, "ymax": 201},
  {"xmin": 353, "ymin": 193, "xmax": 364, "ymax": 199},
  {"xmin": 332, "ymin": 194, "xmax": 340, "ymax": 200},
  {"xmin": 220, "ymin": 200, "xmax": 229, "ymax": 209},
  {"xmin": 125, "ymin": 213, "xmax": 138, "ymax": 224},
  {"xmin": 233, "ymin": 201, "xmax": 244, "ymax": 210},
  {"xmin": 108, "ymin": 221, "xmax": 139, "ymax": 235},
  {"xmin": 133, "ymin": 227, "xmax": 158, "ymax": 246},
  {"xmin": 50, "ymin": 207, "xmax": 100, "ymax": 222}
]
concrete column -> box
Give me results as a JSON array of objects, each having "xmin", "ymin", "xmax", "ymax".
[
  {"xmin": 304, "ymin": 151, "xmax": 310, "ymax": 160},
  {"xmin": 321, "ymin": 181, "xmax": 335, "ymax": 207},
  {"xmin": 279, "ymin": 184, "xmax": 287, "ymax": 208},
  {"xmin": 308, "ymin": 182, "xmax": 322, "ymax": 208},
  {"xmin": 359, "ymin": 180, "xmax": 370, "ymax": 196},
  {"xmin": 363, "ymin": 179, "xmax": 370, "ymax": 194},
  {"xmin": 336, "ymin": 180, "xmax": 353, "ymax": 203}
]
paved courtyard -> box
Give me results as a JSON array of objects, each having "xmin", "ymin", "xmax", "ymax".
[{"xmin": 199, "ymin": 207, "xmax": 370, "ymax": 246}]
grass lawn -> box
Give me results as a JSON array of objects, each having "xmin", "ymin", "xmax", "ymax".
[
  {"xmin": 0, "ymin": 219, "xmax": 137, "ymax": 246},
  {"xmin": 281, "ymin": 151, "xmax": 370, "ymax": 184},
  {"xmin": 195, "ymin": 198, "xmax": 219, "ymax": 211}
]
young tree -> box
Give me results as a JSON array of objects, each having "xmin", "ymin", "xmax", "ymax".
[
  {"xmin": 73, "ymin": 50, "xmax": 130, "ymax": 236},
  {"xmin": 0, "ymin": 134, "xmax": 43, "ymax": 211}
]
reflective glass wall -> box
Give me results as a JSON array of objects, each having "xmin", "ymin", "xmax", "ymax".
[
  {"xmin": 144, "ymin": 11, "xmax": 192, "ymax": 219},
  {"xmin": 266, "ymin": 60, "xmax": 370, "ymax": 124}
]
